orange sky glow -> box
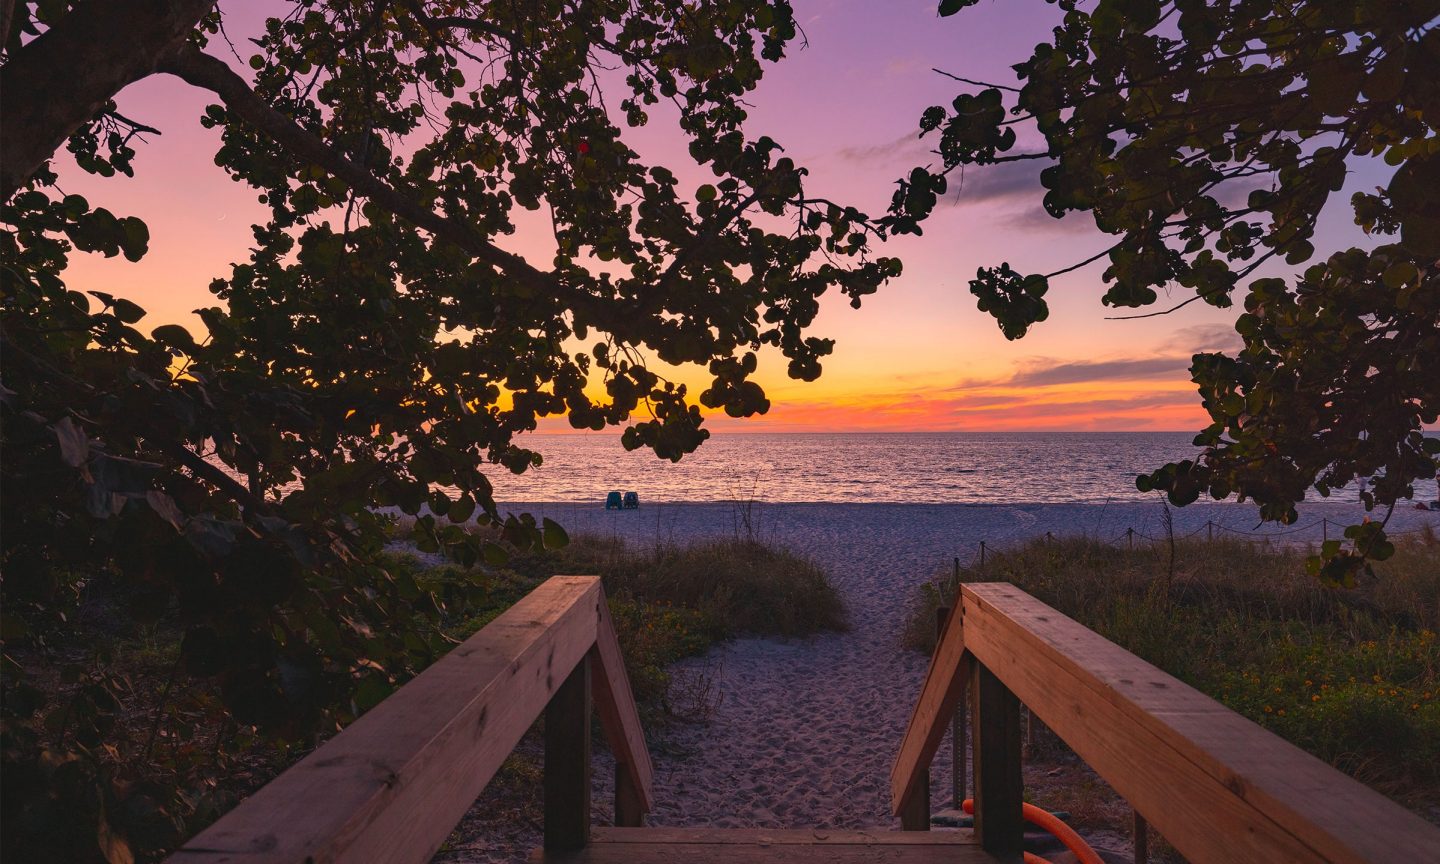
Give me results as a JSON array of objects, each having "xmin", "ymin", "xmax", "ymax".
[{"xmin": 51, "ymin": 0, "xmax": 1387, "ymax": 435}]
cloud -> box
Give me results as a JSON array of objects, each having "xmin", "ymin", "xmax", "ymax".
[
  {"xmin": 948, "ymin": 159, "xmax": 1046, "ymax": 203},
  {"xmin": 698, "ymin": 384, "xmax": 1204, "ymax": 433},
  {"xmin": 834, "ymin": 132, "xmax": 935, "ymax": 165},
  {"xmin": 1008, "ymin": 357, "xmax": 1191, "ymax": 387},
  {"xmin": 1170, "ymin": 323, "xmax": 1243, "ymax": 354},
  {"xmin": 1001, "ymin": 204, "xmax": 1095, "ymax": 234}
]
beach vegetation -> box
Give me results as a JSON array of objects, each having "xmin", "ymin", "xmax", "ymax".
[
  {"xmin": 2, "ymin": 532, "xmax": 841, "ymax": 860},
  {"xmin": 2, "ymin": 2, "xmax": 884, "ymax": 859},
  {"xmin": 509, "ymin": 534, "xmax": 848, "ymax": 641},
  {"xmin": 906, "ymin": 533, "xmax": 1440, "ymax": 810},
  {"xmin": 896, "ymin": 0, "xmax": 1440, "ymax": 582}
]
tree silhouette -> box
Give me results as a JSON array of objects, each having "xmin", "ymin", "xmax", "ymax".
[
  {"xmin": 0, "ymin": 2, "xmax": 897, "ymax": 857},
  {"xmin": 893, "ymin": 0, "xmax": 1439, "ymax": 583}
]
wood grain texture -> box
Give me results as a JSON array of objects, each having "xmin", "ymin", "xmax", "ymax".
[
  {"xmin": 960, "ymin": 582, "xmax": 1440, "ymax": 864},
  {"xmin": 970, "ymin": 662, "xmax": 1023, "ymax": 861},
  {"xmin": 891, "ymin": 599, "xmax": 967, "ymax": 815},
  {"xmin": 613, "ymin": 763, "xmax": 644, "ymax": 828},
  {"xmin": 545, "ymin": 658, "xmax": 592, "ymax": 851},
  {"xmin": 529, "ymin": 828, "xmax": 998, "ymax": 863},
  {"xmin": 590, "ymin": 593, "xmax": 654, "ymax": 813},
  {"xmin": 898, "ymin": 768, "xmax": 931, "ymax": 830},
  {"xmin": 586, "ymin": 828, "xmax": 980, "ymax": 844},
  {"xmin": 168, "ymin": 576, "xmax": 603, "ymax": 864}
]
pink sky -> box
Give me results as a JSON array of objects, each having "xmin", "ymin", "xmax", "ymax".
[{"xmin": 52, "ymin": 0, "xmax": 1385, "ymax": 433}]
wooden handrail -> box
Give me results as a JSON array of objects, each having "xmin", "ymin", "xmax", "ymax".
[
  {"xmin": 591, "ymin": 592, "xmax": 655, "ymax": 817},
  {"xmin": 892, "ymin": 582, "xmax": 1440, "ymax": 863},
  {"xmin": 890, "ymin": 597, "xmax": 966, "ymax": 821},
  {"xmin": 168, "ymin": 575, "xmax": 652, "ymax": 864}
]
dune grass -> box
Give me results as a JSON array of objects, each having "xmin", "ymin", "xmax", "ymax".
[
  {"xmin": 905, "ymin": 530, "xmax": 1440, "ymax": 809},
  {"xmin": 383, "ymin": 532, "xmax": 844, "ymax": 721},
  {"xmin": 509, "ymin": 534, "xmax": 847, "ymax": 638}
]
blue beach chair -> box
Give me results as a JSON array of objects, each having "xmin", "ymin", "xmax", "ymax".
[
  {"xmin": 605, "ymin": 491, "xmax": 623, "ymax": 510},
  {"xmin": 623, "ymin": 491, "xmax": 639, "ymax": 509}
]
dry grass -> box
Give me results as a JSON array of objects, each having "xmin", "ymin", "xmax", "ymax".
[{"xmin": 906, "ymin": 529, "xmax": 1440, "ymax": 820}]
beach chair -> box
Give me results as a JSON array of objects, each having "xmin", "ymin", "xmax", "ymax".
[
  {"xmin": 605, "ymin": 491, "xmax": 623, "ymax": 510},
  {"xmin": 623, "ymin": 491, "xmax": 639, "ymax": 509}
]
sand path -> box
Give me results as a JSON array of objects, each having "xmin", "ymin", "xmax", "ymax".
[{"xmin": 438, "ymin": 501, "xmax": 1436, "ymax": 860}]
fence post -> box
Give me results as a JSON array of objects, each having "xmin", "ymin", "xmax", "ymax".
[
  {"xmin": 1322, "ymin": 518, "xmax": 1328, "ymax": 543},
  {"xmin": 615, "ymin": 763, "xmax": 644, "ymax": 827},
  {"xmin": 979, "ymin": 541, "xmax": 987, "ymax": 574},
  {"xmin": 972, "ymin": 661, "xmax": 1024, "ymax": 859},
  {"xmin": 934, "ymin": 604, "xmax": 967, "ymax": 812},
  {"xmin": 1207, "ymin": 520, "xmax": 1213, "ymax": 542},
  {"xmin": 1127, "ymin": 527, "xmax": 1134, "ymax": 550},
  {"xmin": 544, "ymin": 657, "xmax": 592, "ymax": 851}
]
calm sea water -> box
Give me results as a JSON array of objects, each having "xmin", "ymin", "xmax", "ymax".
[{"xmin": 479, "ymin": 431, "xmax": 1233, "ymax": 504}]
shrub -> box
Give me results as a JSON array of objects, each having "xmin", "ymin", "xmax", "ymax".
[{"xmin": 904, "ymin": 534, "xmax": 1440, "ymax": 802}]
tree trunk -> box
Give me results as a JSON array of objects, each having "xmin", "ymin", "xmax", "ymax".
[{"xmin": 0, "ymin": 0, "xmax": 216, "ymax": 200}]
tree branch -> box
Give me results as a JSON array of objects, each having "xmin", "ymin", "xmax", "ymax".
[
  {"xmin": 155, "ymin": 42, "xmax": 622, "ymax": 330},
  {"xmin": 932, "ymin": 68, "xmax": 1021, "ymax": 93},
  {"xmin": 0, "ymin": 0, "xmax": 217, "ymax": 200}
]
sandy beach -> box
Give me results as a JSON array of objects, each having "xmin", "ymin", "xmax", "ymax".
[{"xmin": 437, "ymin": 500, "xmax": 1439, "ymax": 861}]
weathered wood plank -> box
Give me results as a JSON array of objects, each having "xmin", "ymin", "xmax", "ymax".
[
  {"xmin": 897, "ymin": 767, "xmax": 930, "ymax": 830},
  {"xmin": 533, "ymin": 846, "xmax": 998, "ymax": 863},
  {"xmin": 613, "ymin": 763, "xmax": 644, "ymax": 828},
  {"xmin": 890, "ymin": 599, "xmax": 966, "ymax": 816},
  {"xmin": 545, "ymin": 658, "xmax": 592, "ymax": 851},
  {"xmin": 532, "ymin": 845, "xmax": 998, "ymax": 863},
  {"xmin": 168, "ymin": 576, "xmax": 603, "ymax": 864},
  {"xmin": 588, "ymin": 828, "xmax": 979, "ymax": 845},
  {"xmin": 590, "ymin": 593, "xmax": 654, "ymax": 813},
  {"xmin": 960, "ymin": 582, "xmax": 1440, "ymax": 864},
  {"xmin": 530, "ymin": 828, "xmax": 998, "ymax": 863},
  {"xmin": 970, "ymin": 662, "xmax": 1023, "ymax": 861}
]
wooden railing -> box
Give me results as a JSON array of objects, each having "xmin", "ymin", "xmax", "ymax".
[
  {"xmin": 891, "ymin": 582, "xmax": 1440, "ymax": 863},
  {"xmin": 168, "ymin": 575, "xmax": 652, "ymax": 864}
]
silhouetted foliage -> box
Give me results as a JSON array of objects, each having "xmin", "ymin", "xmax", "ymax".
[
  {"xmin": 0, "ymin": 1, "xmax": 896, "ymax": 859},
  {"xmin": 892, "ymin": 0, "xmax": 1440, "ymax": 584}
]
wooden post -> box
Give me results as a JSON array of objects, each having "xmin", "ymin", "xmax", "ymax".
[
  {"xmin": 935, "ymin": 606, "xmax": 964, "ymax": 811},
  {"xmin": 956, "ymin": 654, "xmax": 969, "ymax": 809},
  {"xmin": 972, "ymin": 661, "xmax": 1024, "ymax": 860},
  {"xmin": 1207, "ymin": 520, "xmax": 1213, "ymax": 542},
  {"xmin": 545, "ymin": 657, "xmax": 592, "ymax": 851},
  {"xmin": 615, "ymin": 762, "xmax": 644, "ymax": 827},
  {"xmin": 1134, "ymin": 810, "xmax": 1150, "ymax": 864},
  {"xmin": 1127, "ymin": 527, "xmax": 1134, "ymax": 550},
  {"xmin": 979, "ymin": 541, "xmax": 986, "ymax": 574},
  {"xmin": 899, "ymin": 770, "xmax": 931, "ymax": 830},
  {"xmin": 1322, "ymin": 518, "xmax": 1328, "ymax": 543}
]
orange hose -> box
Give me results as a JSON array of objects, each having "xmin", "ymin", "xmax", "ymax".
[{"xmin": 962, "ymin": 798, "xmax": 1105, "ymax": 864}]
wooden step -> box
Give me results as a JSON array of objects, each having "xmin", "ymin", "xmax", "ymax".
[{"xmin": 531, "ymin": 827, "xmax": 1003, "ymax": 862}]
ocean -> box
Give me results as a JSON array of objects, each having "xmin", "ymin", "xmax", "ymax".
[{"xmin": 477, "ymin": 431, "xmax": 1433, "ymax": 505}]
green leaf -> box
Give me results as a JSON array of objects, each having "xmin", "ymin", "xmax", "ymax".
[
  {"xmin": 151, "ymin": 324, "xmax": 197, "ymax": 351},
  {"xmin": 111, "ymin": 298, "xmax": 145, "ymax": 323},
  {"xmin": 119, "ymin": 216, "xmax": 149, "ymax": 262},
  {"xmin": 482, "ymin": 541, "xmax": 509, "ymax": 566},
  {"xmin": 448, "ymin": 495, "xmax": 476, "ymax": 523},
  {"xmin": 542, "ymin": 517, "xmax": 569, "ymax": 549}
]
